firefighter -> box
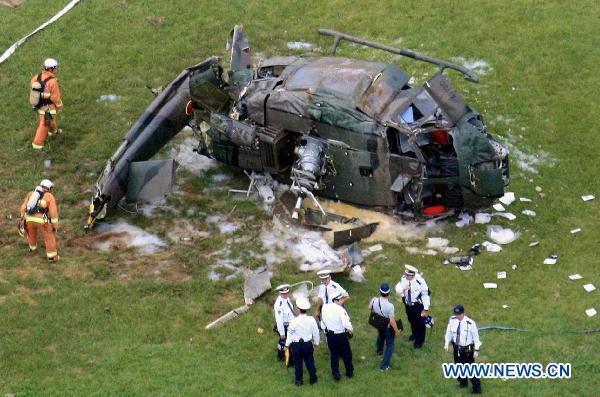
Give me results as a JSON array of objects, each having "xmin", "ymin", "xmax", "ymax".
[
  {"xmin": 19, "ymin": 179, "xmax": 60, "ymax": 262},
  {"xmin": 30, "ymin": 58, "xmax": 63, "ymax": 149}
]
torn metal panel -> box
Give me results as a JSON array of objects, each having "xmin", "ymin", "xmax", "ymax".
[
  {"xmin": 125, "ymin": 159, "xmax": 176, "ymax": 203},
  {"xmin": 243, "ymin": 266, "xmax": 272, "ymax": 305},
  {"xmin": 332, "ymin": 222, "xmax": 378, "ymax": 248},
  {"xmin": 205, "ymin": 305, "xmax": 250, "ymax": 330}
]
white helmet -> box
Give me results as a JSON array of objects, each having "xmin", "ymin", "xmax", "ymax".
[
  {"xmin": 40, "ymin": 179, "xmax": 54, "ymax": 189},
  {"xmin": 43, "ymin": 58, "xmax": 59, "ymax": 70}
]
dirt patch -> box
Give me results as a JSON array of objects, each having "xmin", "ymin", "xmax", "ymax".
[{"xmin": 0, "ymin": 0, "xmax": 26, "ymax": 8}]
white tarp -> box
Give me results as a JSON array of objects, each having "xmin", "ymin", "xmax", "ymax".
[{"xmin": 0, "ymin": 0, "xmax": 83, "ymax": 65}]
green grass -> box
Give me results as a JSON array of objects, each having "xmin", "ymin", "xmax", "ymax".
[{"xmin": 1, "ymin": 0, "xmax": 599, "ymax": 396}]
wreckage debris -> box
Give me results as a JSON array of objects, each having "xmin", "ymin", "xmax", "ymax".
[
  {"xmin": 499, "ymin": 192, "xmax": 515, "ymax": 206},
  {"xmin": 497, "ymin": 271, "xmax": 507, "ymax": 279},
  {"xmin": 521, "ymin": 210, "xmax": 536, "ymax": 217},
  {"xmin": 570, "ymin": 228, "xmax": 581, "ymax": 234},
  {"xmin": 528, "ymin": 241, "xmax": 539, "ymax": 247},
  {"xmin": 585, "ymin": 308, "xmax": 597, "ymax": 317},
  {"xmin": 569, "ymin": 274, "xmax": 583, "ymax": 280},
  {"xmin": 583, "ymin": 284, "xmax": 596, "ymax": 293},
  {"xmin": 483, "ymin": 283, "xmax": 498, "ymax": 289},
  {"xmin": 581, "ymin": 195, "xmax": 595, "ymax": 202},
  {"xmin": 487, "ymin": 225, "xmax": 520, "ymax": 245}
]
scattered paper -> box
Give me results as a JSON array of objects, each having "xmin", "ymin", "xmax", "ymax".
[
  {"xmin": 502, "ymin": 305, "xmax": 509, "ymax": 309},
  {"xmin": 442, "ymin": 247, "xmax": 460, "ymax": 254},
  {"xmin": 493, "ymin": 212, "xmax": 516, "ymax": 220},
  {"xmin": 511, "ymin": 264, "xmax": 518, "ymax": 270},
  {"xmin": 499, "ymin": 192, "xmax": 515, "ymax": 206},
  {"xmin": 570, "ymin": 228, "xmax": 581, "ymax": 234},
  {"xmin": 483, "ymin": 283, "xmax": 498, "ymax": 289},
  {"xmin": 493, "ymin": 203, "xmax": 506, "ymax": 212},
  {"xmin": 529, "ymin": 241, "xmax": 539, "ymax": 247},
  {"xmin": 497, "ymin": 271, "xmax": 507, "ymax": 279},
  {"xmin": 482, "ymin": 241, "xmax": 502, "ymax": 252},
  {"xmin": 459, "ymin": 265, "xmax": 473, "ymax": 271},
  {"xmin": 568, "ymin": 274, "xmax": 583, "ymax": 280},
  {"xmin": 581, "ymin": 195, "xmax": 595, "ymax": 202},
  {"xmin": 535, "ymin": 186, "xmax": 543, "ymax": 192},
  {"xmin": 368, "ymin": 244, "xmax": 383, "ymax": 252},
  {"xmin": 583, "ymin": 284, "xmax": 596, "ymax": 292},
  {"xmin": 543, "ymin": 258, "xmax": 557, "ymax": 265},
  {"xmin": 519, "ymin": 197, "xmax": 532, "ymax": 202},
  {"xmin": 522, "ymin": 210, "xmax": 536, "ymax": 217},
  {"xmin": 475, "ymin": 213, "xmax": 492, "ymax": 224},
  {"xmin": 585, "ymin": 308, "xmax": 597, "ymax": 317},
  {"xmin": 455, "ymin": 212, "xmax": 473, "ymax": 228}
]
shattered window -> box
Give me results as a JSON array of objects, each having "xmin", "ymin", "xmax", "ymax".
[{"xmin": 360, "ymin": 65, "xmax": 410, "ymax": 116}]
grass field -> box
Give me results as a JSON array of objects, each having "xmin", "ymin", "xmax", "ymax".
[{"xmin": 1, "ymin": 1, "xmax": 599, "ymax": 396}]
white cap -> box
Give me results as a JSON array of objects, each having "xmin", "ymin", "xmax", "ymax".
[
  {"xmin": 40, "ymin": 179, "xmax": 54, "ymax": 189},
  {"xmin": 404, "ymin": 264, "xmax": 418, "ymax": 276},
  {"xmin": 317, "ymin": 269, "xmax": 331, "ymax": 279},
  {"xmin": 275, "ymin": 284, "xmax": 290, "ymax": 294},
  {"xmin": 43, "ymin": 58, "xmax": 58, "ymax": 69},
  {"xmin": 296, "ymin": 297, "xmax": 311, "ymax": 310}
]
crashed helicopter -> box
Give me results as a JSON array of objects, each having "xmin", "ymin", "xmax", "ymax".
[{"xmin": 86, "ymin": 26, "xmax": 510, "ymax": 243}]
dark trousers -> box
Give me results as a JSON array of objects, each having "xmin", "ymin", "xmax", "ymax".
[
  {"xmin": 326, "ymin": 333, "xmax": 353, "ymax": 378},
  {"xmin": 276, "ymin": 324, "xmax": 289, "ymax": 361},
  {"xmin": 291, "ymin": 342, "xmax": 317, "ymax": 384},
  {"xmin": 376, "ymin": 327, "xmax": 395, "ymax": 368},
  {"xmin": 405, "ymin": 303, "xmax": 426, "ymax": 347},
  {"xmin": 453, "ymin": 344, "xmax": 481, "ymax": 393}
]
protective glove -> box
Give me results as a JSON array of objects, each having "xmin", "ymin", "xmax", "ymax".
[
  {"xmin": 474, "ymin": 350, "xmax": 479, "ymax": 359},
  {"xmin": 444, "ymin": 344, "xmax": 449, "ymax": 353}
]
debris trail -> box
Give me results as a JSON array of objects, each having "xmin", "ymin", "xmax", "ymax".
[
  {"xmin": 0, "ymin": 0, "xmax": 84, "ymax": 65},
  {"xmin": 93, "ymin": 219, "xmax": 166, "ymax": 254}
]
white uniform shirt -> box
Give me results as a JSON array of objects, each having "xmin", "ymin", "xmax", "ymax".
[
  {"xmin": 394, "ymin": 274, "xmax": 431, "ymax": 310},
  {"xmin": 285, "ymin": 314, "xmax": 320, "ymax": 346},
  {"xmin": 320, "ymin": 303, "xmax": 353, "ymax": 333},
  {"xmin": 317, "ymin": 280, "xmax": 349, "ymax": 305},
  {"xmin": 444, "ymin": 315, "xmax": 482, "ymax": 349},
  {"xmin": 273, "ymin": 296, "xmax": 296, "ymax": 336}
]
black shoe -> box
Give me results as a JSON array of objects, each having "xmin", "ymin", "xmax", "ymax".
[
  {"xmin": 413, "ymin": 343, "xmax": 423, "ymax": 349},
  {"xmin": 408, "ymin": 335, "xmax": 416, "ymax": 341},
  {"xmin": 458, "ymin": 383, "xmax": 468, "ymax": 388},
  {"xmin": 376, "ymin": 350, "xmax": 383, "ymax": 356},
  {"xmin": 295, "ymin": 380, "xmax": 303, "ymax": 386},
  {"xmin": 346, "ymin": 373, "xmax": 353, "ymax": 379},
  {"xmin": 333, "ymin": 374, "xmax": 341, "ymax": 381},
  {"xmin": 471, "ymin": 390, "xmax": 482, "ymax": 394},
  {"xmin": 309, "ymin": 377, "xmax": 317, "ymax": 385}
]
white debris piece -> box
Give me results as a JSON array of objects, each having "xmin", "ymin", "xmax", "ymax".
[
  {"xmin": 459, "ymin": 265, "xmax": 473, "ymax": 271},
  {"xmin": 369, "ymin": 244, "xmax": 383, "ymax": 252},
  {"xmin": 528, "ymin": 241, "xmax": 539, "ymax": 247},
  {"xmin": 287, "ymin": 41, "xmax": 315, "ymax": 50},
  {"xmin": 543, "ymin": 258, "xmax": 557, "ymax": 265},
  {"xmin": 583, "ymin": 284, "xmax": 596, "ymax": 292},
  {"xmin": 535, "ymin": 186, "xmax": 543, "ymax": 192},
  {"xmin": 570, "ymin": 228, "xmax": 581, "ymax": 234},
  {"xmin": 475, "ymin": 213, "xmax": 491, "ymax": 224},
  {"xmin": 521, "ymin": 209, "xmax": 536, "ymax": 217},
  {"xmin": 493, "ymin": 212, "xmax": 516, "ymax": 221},
  {"xmin": 581, "ymin": 195, "xmax": 595, "ymax": 202},
  {"xmin": 487, "ymin": 225, "xmax": 520, "ymax": 245},
  {"xmin": 511, "ymin": 264, "xmax": 518, "ymax": 270},
  {"xmin": 482, "ymin": 241, "xmax": 502, "ymax": 252},
  {"xmin": 502, "ymin": 305, "xmax": 509, "ymax": 309},
  {"xmin": 497, "ymin": 271, "xmax": 507, "ymax": 279},
  {"xmin": 493, "ymin": 203, "xmax": 506, "ymax": 212},
  {"xmin": 450, "ymin": 57, "xmax": 492, "ymax": 76},
  {"xmin": 97, "ymin": 94, "xmax": 122, "ymax": 102},
  {"xmin": 455, "ymin": 212, "xmax": 473, "ymax": 228},
  {"xmin": 207, "ymin": 215, "xmax": 239, "ymax": 234},
  {"xmin": 568, "ymin": 274, "xmax": 583, "ymax": 280},
  {"xmin": 499, "ymin": 192, "xmax": 515, "ymax": 206},
  {"xmin": 585, "ymin": 308, "xmax": 597, "ymax": 317},
  {"xmin": 405, "ymin": 247, "xmax": 438, "ymax": 256},
  {"xmin": 442, "ymin": 247, "xmax": 460, "ymax": 254},
  {"xmin": 519, "ymin": 197, "xmax": 533, "ymax": 202},
  {"xmin": 427, "ymin": 237, "xmax": 449, "ymax": 249},
  {"xmin": 483, "ymin": 283, "xmax": 498, "ymax": 289},
  {"xmin": 94, "ymin": 219, "xmax": 166, "ymax": 254},
  {"xmin": 170, "ymin": 138, "xmax": 217, "ymax": 175},
  {"xmin": 349, "ymin": 265, "xmax": 365, "ymax": 283}
]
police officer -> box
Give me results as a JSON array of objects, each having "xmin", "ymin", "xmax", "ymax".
[
  {"xmin": 444, "ymin": 304, "xmax": 482, "ymax": 394},
  {"xmin": 285, "ymin": 297, "xmax": 320, "ymax": 386},
  {"xmin": 395, "ymin": 264, "xmax": 430, "ymax": 348},
  {"xmin": 315, "ymin": 269, "xmax": 350, "ymax": 320},
  {"xmin": 273, "ymin": 284, "xmax": 296, "ymax": 362},
  {"xmin": 369, "ymin": 283, "xmax": 401, "ymax": 370},
  {"xmin": 320, "ymin": 291, "xmax": 354, "ymax": 380}
]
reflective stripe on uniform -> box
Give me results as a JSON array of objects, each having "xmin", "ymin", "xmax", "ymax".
[
  {"xmin": 32, "ymin": 143, "xmax": 44, "ymax": 149},
  {"xmin": 29, "ymin": 245, "xmax": 37, "ymax": 250},
  {"xmin": 50, "ymin": 218, "xmax": 59, "ymax": 223},
  {"xmin": 37, "ymin": 108, "xmax": 57, "ymax": 115},
  {"xmin": 25, "ymin": 216, "xmax": 47, "ymax": 224},
  {"xmin": 47, "ymin": 252, "xmax": 58, "ymax": 258}
]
